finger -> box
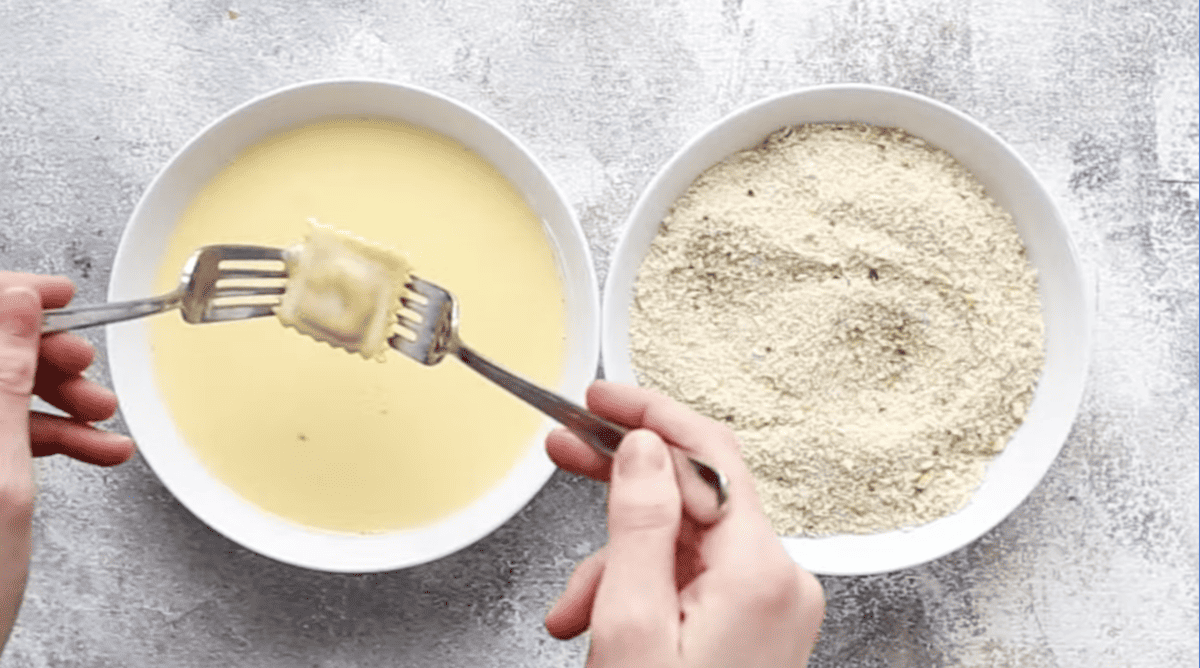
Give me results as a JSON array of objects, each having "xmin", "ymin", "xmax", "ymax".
[
  {"xmin": 678, "ymin": 562, "xmax": 822, "ymax": 666},
  {"xmin": 546, "ymin": 521, "xmax": 708, "ymax": 641},
  {"xmin": 545, "ymin": 427, "xmax": 611, "ymax": 482},
  {"xmin": 32, "ymin": 372, "xmax": 118, "ymax": 423},
  {"xmin": 545, "ymin": 547, "xmax": 606, "ymax": 640},
  {"xmin": 37, "ymin": 332, "xmax": 95, "ymax": 376},
  {"xmin": 0, "ymin": 287, "xmax": 42, "ymax": 461},
  {"xmin": 0, "ymin": 272, "xmax": 75, "ymax": 310},
  {"xmin": 545, "ymin": 519, "xmax": 710, "ymax": 643},
  {"xmin": 678, "ymin": 501, "xmax": 803, "ymax": 640},
  {"xmin": 548, "ymin": 394, "xmax": 724, "ymax": 524},
  {"xmin": 674, "ymin": 517, "xmax": 706, "ymax": 590},
  {"xmin": 588, "ymin": 381, "xmax": 739, "ymax": 456},
  {"xmin": 796, "ymin": 565, "xmax": 826, "ymax": 654},
  {"xmin": 29, "ymin": 412, "xmax": 136, "ymax": 466},
  {"xmin": 588, "ymin": 383, "xmax": 793, "ymax": 588},
  {"xmin": 588, "ymin": 430, "xmax": 681, "ymax": 665},
  {"xmin": 587, "ymin": 381, "xmax": 756, "ymax": 504}
]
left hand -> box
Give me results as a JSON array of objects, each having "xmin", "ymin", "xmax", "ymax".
[
  {"xmin": 1, "ymin": 272, "xmax": 136, "ymax": 654},
  {"xmin": 0, "ymin": 272, "xmax": 137, "ymax": 465}
]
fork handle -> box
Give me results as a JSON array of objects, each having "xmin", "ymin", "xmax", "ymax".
[
  {"xmin": 456, "ymin": 344, "xmax": 729, "ymax": 524},
  {"xmin": 41, "ymin": 288, "xmax": 184, "ymax": 333}
]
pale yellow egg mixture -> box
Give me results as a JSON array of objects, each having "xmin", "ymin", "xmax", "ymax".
[{"xmin": 150, "ymin": 119, "xmax": 566, "ymax": 533}]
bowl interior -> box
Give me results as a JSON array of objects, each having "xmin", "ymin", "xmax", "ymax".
[
  {"xmin": 108, "ymin": 80, "xmax": 599, "ymax": 573},
  {"xmin": 603, "ymin": 84, "xmax": 1090, "ymax": 575}
]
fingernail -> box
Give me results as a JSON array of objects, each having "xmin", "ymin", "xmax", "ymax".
[
  {"xmin": 616, "ymin": 429, "xmax": 668, "ymax": 478},
  {"xmin": 0, "ymin": 287, "xmax": 41, "ymax": 338},
  {"xmin": 93, "ymin": 431, "xmax": 136, "ymax": 462},
  {"xmin": 98, "ymin": 429, "xmax": 130, "ymax": 442}
]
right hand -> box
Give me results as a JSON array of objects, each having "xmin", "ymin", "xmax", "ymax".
[{"xmin": 544, "ymin": 381, "xmax": 825, "ymax": 667}]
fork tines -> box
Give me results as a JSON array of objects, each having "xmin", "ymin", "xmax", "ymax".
[
  {"xmin": 396, "ymin": 278, "xmax": 431, "ymax": 336},
  {"xmin": 203, "ymin": 254, "xmax": 290, "ymax": 321},
  {"xmin": 392, "ymin": 276, "xmax": 457, "ymax": 365},
  {"xmin": 212, "ymin": 259, "xmax": 289, "ymax": 303}
]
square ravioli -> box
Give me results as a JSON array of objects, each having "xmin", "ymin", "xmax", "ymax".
[{"xmin": 276, "ymin": 222, "xmax": 411, "ymax": 360}]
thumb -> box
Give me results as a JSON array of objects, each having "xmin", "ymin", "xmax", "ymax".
[
  {"xmin": 589, "ymin": 429, "xmax": 681, "ymax": 666},
  {"xmin": 0, "ymin": 287, "xmax": 41, "ymax": 450}
]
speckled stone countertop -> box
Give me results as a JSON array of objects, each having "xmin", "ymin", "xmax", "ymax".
[{"xmin": 1, "ymin": 2, "xmax": 1196, "ymax": 666}]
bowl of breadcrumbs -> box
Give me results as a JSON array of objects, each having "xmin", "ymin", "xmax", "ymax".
[{"xmin": 602, "ymin": 84, "xmax": 1090, "ymax": 575}]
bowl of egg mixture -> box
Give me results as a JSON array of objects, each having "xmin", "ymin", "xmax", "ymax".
[
  {"xmin": 108, "ymin": 80, "xmax": 599, "ymax": 572},
  {"xmin": 603, "ymin": 84, "xmax": 1090, "ymax": 575}
]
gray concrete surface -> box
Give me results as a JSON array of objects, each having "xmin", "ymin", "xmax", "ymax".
[{"xmin": 1, "ymin": 1, "xmax": 1196, "ymax": 666}]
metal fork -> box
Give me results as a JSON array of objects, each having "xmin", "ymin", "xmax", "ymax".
[
  {"xmin": 41, "ymin": 245, "xmax": 288, "ymax": 333},
  {"xmin": 391, "ymin": 276, "xmax": 730, "ymax": 524}
]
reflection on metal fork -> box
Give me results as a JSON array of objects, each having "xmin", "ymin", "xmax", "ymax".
[{"xmin": 41, "ymin": 245, "xmax": 289, "ymax": 333}]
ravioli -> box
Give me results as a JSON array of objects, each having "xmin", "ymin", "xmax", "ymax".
[{"xmin": 276, "ymin": 221, "xmax": 411, "ymax": 360}]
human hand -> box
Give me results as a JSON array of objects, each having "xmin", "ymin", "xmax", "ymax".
[
  {"xmin": 0, "ymin": 272, "xmax": 136, "ymax": 466},
  {"xmin": 2, "ymin": 274, "xmax": 136, "ymax": 651},
  {"xmin": 544, "ymin": 381, "xmax": 824, "ymax": 667}
]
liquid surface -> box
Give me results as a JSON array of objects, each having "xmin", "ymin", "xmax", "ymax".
[{"xmin": 151, "ymin": 119, "xmax": 566, "ymax": 533}]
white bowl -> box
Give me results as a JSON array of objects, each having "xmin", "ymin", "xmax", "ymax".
[
  {"xmin": 108, "ymin": 80, "xmax": 600, "ymax": 572},
  {"xmin": 603, "ymin": 84, "xmax": 1090, "ymax": 576}
]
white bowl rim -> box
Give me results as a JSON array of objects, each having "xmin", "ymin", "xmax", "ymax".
[
  {"xmin": 108, "ymin": 78, "xmax": 600, "ymax": 573},
  {"xmin": 602, "ymin": 83, "xmax": 1092, "ymax": 576}
]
